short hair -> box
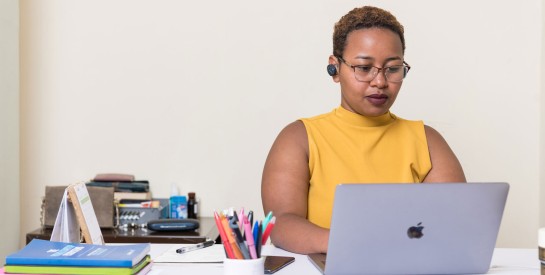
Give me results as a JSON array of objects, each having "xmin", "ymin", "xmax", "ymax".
[{"xmin": 333, "ymin": 6, "xmax": 405, "ymax": 58}]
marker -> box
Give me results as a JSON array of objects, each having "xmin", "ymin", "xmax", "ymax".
[
  {"xmin": 221, "ymin": 213, "xmax": 244, "ymax": 259},
  {"xmin": 214, "ymin": 211, "xmax": 235, "ymax": 259},
  {"xmin": 256, "ymin": 222, "xmax": 262, "ymax": 258},
  {"xmin": 247, "ymin": 211, "xmax": 254, "ymax": 227},
  {"xmin": 261, "ymin": 216, "xmax": 275, "ymax": 245},
  {"xmin": 243, "ymin": 216, "xmax": 258, "ymax": 259},
  {"xmin": 228, "ymin": 215, "xmax": 250, "ymax": 259},
  {"xmin": 262, "ymin": 211, "xmax": 273, "ymax": 232},
  {"xmin": 176, "ymin": 240, "xmax": 215, "ymax": 254},
  {"xmin": 252, "ymin": 220, "xmax": 259, "ymax": 247}
]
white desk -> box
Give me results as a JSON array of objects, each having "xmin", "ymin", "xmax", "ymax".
[{"xmin": 147, "ymin": 244, "xmax": 541, "ymax": 275}]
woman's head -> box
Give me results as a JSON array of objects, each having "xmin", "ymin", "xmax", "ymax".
[
  {"xmin": 329, "ymin": 6, "xmax": 408, "ymax": 117},
  {"xmin": 333, "ymin": 6, "xmax": 405, "ymax": 58}
]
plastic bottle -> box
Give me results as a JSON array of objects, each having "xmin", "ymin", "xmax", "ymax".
[
  {"xmin": 169, "ymin": 183, "xmax": 187, "ymax": 219},
  {"xmin": 187, "ymin": 192, "xmax": 198, "ymax": 219}
]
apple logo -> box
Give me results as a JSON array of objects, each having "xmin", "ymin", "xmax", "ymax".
[{"xmin": 407, "ymin": 222, "xmax": 424, "ymax": 239}]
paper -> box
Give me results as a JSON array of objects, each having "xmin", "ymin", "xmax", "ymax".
[
  {"xmin": 153, "ymin": 244, "xmax": 225, "ymax": 263},
  {"xmin": 50, "ymin": 190, "xmax": 80, "ymax": 243},
  {"xmin": 50, "ymin": 182, "xmax": 104, "ymax": 245}
]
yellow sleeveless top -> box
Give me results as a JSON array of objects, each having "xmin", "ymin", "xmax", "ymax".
[{"xmin": 300, "ymin": 106, "xmax": 431, "ymax": 228}]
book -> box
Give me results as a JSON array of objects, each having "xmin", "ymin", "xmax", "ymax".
[
  {"xmin": 0, "ymin": 267, "xmax": 47, "ymax": 274},
  {"xmin": 66, "ymin": 182, "xmax": 104, "ymax": 244},
  {"xmin": 114, "ymin": 191, "xmax": 152, "ymax": 201},
  {"xmin": 87, "ymin": 181, "xmax": 149, "ymax": 193},
  {"xmin": 6, "ymin": 239, "xmax": 150, "ymax": 268},
  {"xmin": 4, "ymin": 256, "xmax": 151, "ymax": 275}
]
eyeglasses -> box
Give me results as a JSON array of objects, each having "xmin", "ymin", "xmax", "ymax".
[{"xmin": 337, "ymin": 57, "xmax": 411, "ymax": 83}]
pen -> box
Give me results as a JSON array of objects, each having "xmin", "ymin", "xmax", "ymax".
[
  {"xmin": 214, "ymin": 211, "xmax": 235, "ymax": 259},
  {"xmin": 239, "ymin": 208, "xmax": 245, "ymax": 236},
  {"xmin": 228, "ymin": 215, "xmax": 250, "ymax": 259},
  {"xmin": 176, "ymin": 240, "xmax": 215, "ymax": 254},
  {"xmin": 243, "ymin": 216, "xmax": 258, "ymax": 259},
  {"xmin": 252, "ymin": 220, "xmax": 259, "ymax": 247},
  {"xmin": 221, "ymin": 213, "xmax": 244, "ymax": 259},
  {"xmin": 248, "ymin": 211, "xmax": 254, "ymax": 227},
  {"xmin": 256, "ymin": 222, "xmax": 262, "ymax": 258},
  {"xmin": 262, "ymin": 211, "xmax": 273, "ymax": 232},
  {"xmin": 261, "ymin": 216, "xmax": 275, "ymax": 245}
]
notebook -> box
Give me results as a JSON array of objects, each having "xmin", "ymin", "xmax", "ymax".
[{"xmin": 308, "ymin": 182, "xmax": 509, "ymax": 275}]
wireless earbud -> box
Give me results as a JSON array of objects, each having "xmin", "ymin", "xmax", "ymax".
[{"xmin": 327, "ymin": 64, "xmax": 337, "ymax": 76}]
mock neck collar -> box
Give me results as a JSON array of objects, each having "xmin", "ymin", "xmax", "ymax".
[{"xmin": 334, "ymin": 106, "xmax": 397, "ymax": 127}]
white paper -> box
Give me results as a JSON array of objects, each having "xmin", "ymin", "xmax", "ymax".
[
  {"xmin": 153, "ymin": 244, "xmax": 225, "ymax": 263},
  {"xmin": 50, "ymin": 183, "xmax": 104, "ymax": 245},
  {"xmin": 50, "ymin": 190, "xmax": 80, "ymax": 243}
]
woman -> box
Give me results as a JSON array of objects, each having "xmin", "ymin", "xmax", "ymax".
[{"xmin": 261, "ymin": 6, "xmax": 466, "ymax": 254}]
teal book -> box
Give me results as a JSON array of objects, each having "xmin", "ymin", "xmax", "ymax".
[
  {"xmin": 6, "ymin": 239, "xmax": 150, "ymax": 268},
  {"xmin": 4, "ymin": 256, "xmax": 151, "ymax": 275}
]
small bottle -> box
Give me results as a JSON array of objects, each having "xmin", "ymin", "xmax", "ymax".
[
  {"xmin": 169, "ymin": 183, "xmax": 187, "ymax": 219},
  {"xmin": 187, "ymin": 192, "xmax": 198, "ymax": 219}
]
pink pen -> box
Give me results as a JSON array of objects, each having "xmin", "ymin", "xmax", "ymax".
[
  {"xmin": 243, "ymin": 216, "xmax": 258, "ymax": 259},
  {"xmin": 239, "ymin": 208, "xmax": 245, "ymax": 233}
]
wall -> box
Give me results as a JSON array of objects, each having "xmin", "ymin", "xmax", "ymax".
[
  {"xmin": 20, "ymin": 0, "xmax": 542, "ymax": 248},
  {"xmin": 0, "ymin": 0, "xmax": 20, "ymax": 264},
  {"xmin": 541, "ymin": 1, "xmax": 545, "ymax": 228}
]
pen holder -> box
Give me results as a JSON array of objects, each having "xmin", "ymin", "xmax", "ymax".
[{"xmin": 223, "ymin": 257, "xmax": 264, "ymax": 275}]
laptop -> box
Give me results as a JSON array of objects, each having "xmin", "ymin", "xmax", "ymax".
[{"xmin": 308, "ymin": 182, "xmax": 509, "ymax": 275}]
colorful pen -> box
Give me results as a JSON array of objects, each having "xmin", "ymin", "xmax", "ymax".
[
  {"xmin": 221, "ymin": 213, "xmax": 244, "ymax": 259},
  {"xmin": 243, "ymin": 216, "xmax": 258, "ymax": 259},
  {"xmin": 252, "ymin": 220, "xmax": 259, "ymax": 247},
  {"xmin": 213, "ymin": 211, "xmax": 235, "ymax": 259},
  {"xmin": 262, "ymin": 211, "xmax": 273, "ymax": 232},
  {"xmin": 261, "ymin": 216, "xmax": 275, "ymax": 245},
  {"xmin": 239, "ymin": 208, "xmax": 245, "ymax": 236},
  {"xmin": 228, "ymin": 215, "xmax": 250, "ymax": 259}
]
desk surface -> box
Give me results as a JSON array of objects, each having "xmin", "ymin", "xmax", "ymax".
[
  {"xmin": 148, "ymin": 244, "xmax": 541, "ymax": 275},
  {"xmin": 26, "ymin": 217, "xmax": 219, "ymax": 244}
]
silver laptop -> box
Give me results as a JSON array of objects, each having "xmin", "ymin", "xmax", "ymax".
[{"xmin": 308, "ymin": 182, "xmax": 509, "ymax": 275}]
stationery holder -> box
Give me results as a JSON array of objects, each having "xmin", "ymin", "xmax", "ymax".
[{"xmin": 224, "ymin": 257, "xmax": 264, "ymax": 275}]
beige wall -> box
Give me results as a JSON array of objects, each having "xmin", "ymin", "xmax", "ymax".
[
  {"xmin": 541, "ymin": 1, "xmax": 545, "ymax": 228},
  {"xmin": 18, "ymin": 0, "xmax": 543, "ymax": 248},
  {"xmin": 0, "ymin": 0, "xmax": 20, "ymax": 264}
]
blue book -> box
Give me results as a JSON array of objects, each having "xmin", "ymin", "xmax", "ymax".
[{"xmin": 6, "ymin": 239, "xmax": 150, "ymax": 268}]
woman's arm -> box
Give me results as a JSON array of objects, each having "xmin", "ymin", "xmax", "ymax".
[
  {"xmin": 423, "ymin": 125, "xmax": 466, "ymax": 183},
  {"xmin": 261, "ymin": 121, "xmax": 329, "ymax": 254}
]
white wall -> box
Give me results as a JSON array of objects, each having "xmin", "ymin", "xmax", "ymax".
[
  {"xmin": 20, "ymin": 0, "xmax": 543, "ymax": 248},
  {"xmin": 0, "ymin": 0, "xmax": 20, "ymax": 263}
]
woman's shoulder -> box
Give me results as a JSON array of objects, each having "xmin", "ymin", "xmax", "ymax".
[
  {"xmin": 421, "ymin": 125, "xmax": 467, "ymax": 182},
  {"xmin": 279, "ymin": 120, "xmax": 307, "ymax": 141},
  {"xmin": 273, "ymin": 120, "xmax": 308, "ymax": 150},
  {"xmin": 422, "ymin": 125, "xmax": 443, "ymax": 142}
]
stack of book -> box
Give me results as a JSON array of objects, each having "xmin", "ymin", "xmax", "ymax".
[
  {"xmin": 3, "ymin": 239, "xmax": 151, "ymax": 275},
  {"xmin": 86, "ymin": 173, "xmax": 151, "ymax": 201}
]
